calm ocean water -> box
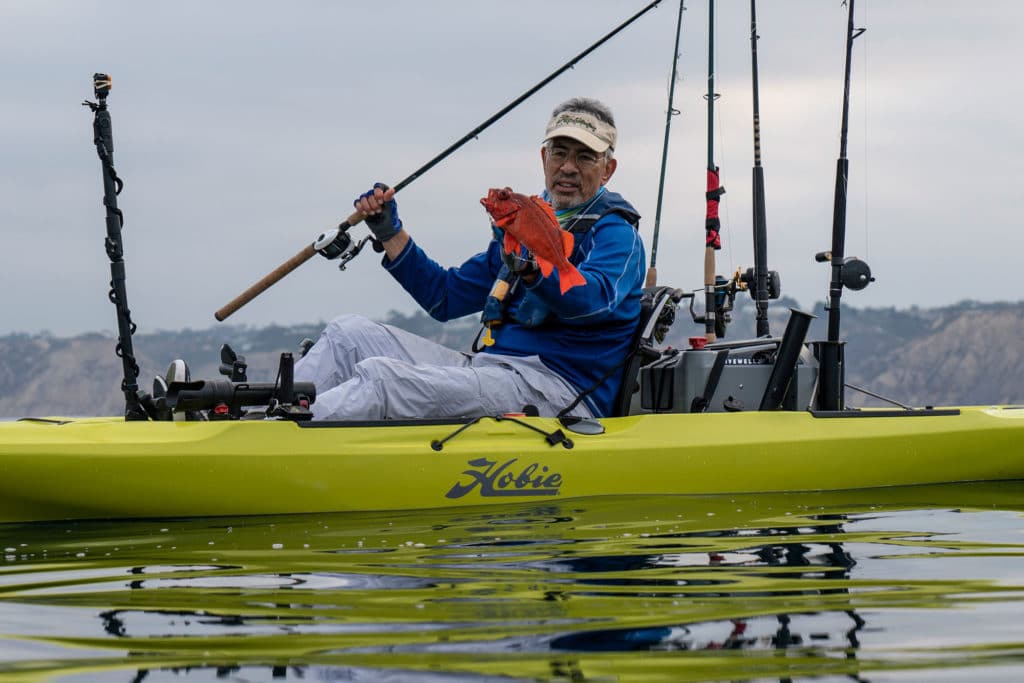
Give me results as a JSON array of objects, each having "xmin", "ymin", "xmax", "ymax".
[{"xmin": 1, "ymin": 482, "xmax": 1022, "ymax": 682}]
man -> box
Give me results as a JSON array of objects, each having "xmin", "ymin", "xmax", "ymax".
[{"xmin": 295, "ymin": 97, "xmax": 645, "ymax": 421}]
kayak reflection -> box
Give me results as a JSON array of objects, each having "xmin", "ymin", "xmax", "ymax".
[{"xmin": 1, "ymin": 482, "xmax": 1021, "ymax": 682}]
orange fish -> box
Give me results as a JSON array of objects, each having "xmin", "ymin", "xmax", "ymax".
[{"xmin": 480, "ymin": 187, "xmax": 586, "ymax": 294}]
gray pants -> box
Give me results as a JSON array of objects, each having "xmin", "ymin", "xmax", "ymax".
[{"xmin": 293, "ymin": 314, "xmax": 589, "ymax": 421}]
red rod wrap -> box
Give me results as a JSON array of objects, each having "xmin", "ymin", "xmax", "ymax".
[{"xmin": 705, "ymin": 168, "xmax": 723, "ymax": 249}]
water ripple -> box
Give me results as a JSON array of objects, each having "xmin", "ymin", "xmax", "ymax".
[{"xmin": 1, "ymin": 482, "xmax": 1023, "ymax": 681}]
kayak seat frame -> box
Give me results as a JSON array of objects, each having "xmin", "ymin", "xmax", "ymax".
[{"xmin": 611, "ymin": 286, "xmax": 686, "ymax": 417}]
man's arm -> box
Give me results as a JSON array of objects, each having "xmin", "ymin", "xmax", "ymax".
[
  {"xmin": 382, "ymin": 231, "xmax": 410, "ymax": 261},
  {"xmin": 354, "ymin": 183, "xmax": 497, "ymax": 321},
  {"xmin": 384, "ymin": 235, "xmax": 502, "ymax": 323}
]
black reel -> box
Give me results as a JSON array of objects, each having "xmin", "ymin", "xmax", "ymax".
[
  {"xmin": 315, "ymin": 226, "xmax": 372, "ymax": 270},
  {"xmin": 840, "ymin": 257, "xmax": 873, "ymax": 291},
  {"xmin": 740, "ymin": 267, "xmax": 781, "ymax": 300},
  {"xmin": 814, "ymin": 252, "xmax": 874, "ymax": 292},
  {"xmin": 688, "ymin": 274, "xmax": 737, "ymax": 339}
]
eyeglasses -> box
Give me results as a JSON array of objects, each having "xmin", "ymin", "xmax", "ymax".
[{"xmin": 546, "ymin": 144, "xmax": 604, "ymax": 169}]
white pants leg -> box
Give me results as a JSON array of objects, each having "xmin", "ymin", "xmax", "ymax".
[{"xmin": 294, "ymin": 314, "xmax": 589, "ymax": 421}]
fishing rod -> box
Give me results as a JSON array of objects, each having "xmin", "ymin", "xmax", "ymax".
[
  {"xmin": 816, "ymin": 0, "xmax": 871, "ymax": 411},
  {"xmin": 83, "ymin": 74, "xmax": 148, "ymax": 421},
  {"xmin": 749, "ymin": 0, "xmax": 772, "ymax": 337},
  {"xmin": 646, "ymin": 0, "xmax": 686, "ymax": 289},
  {"xmin": 702, "ymin": 0, "xmax": 726, "ymax": 342},
  {"xmin": 215, "ymin": 0, "xmax": 665, "ymax": 322}
]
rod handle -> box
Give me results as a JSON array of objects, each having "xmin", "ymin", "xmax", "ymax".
[
  {"xmin": 343, "ymin": 209, "xmax": 365, "ymax": 228},
  {"xmin": 215, "ymin": 244, "xmax": 317, "ymax": 321},
  {"xmin": 644, "ymin": 266, "xmax": 658, "ymax": 289},
  {"xmin": 214, "ymin": 210, "xmax": 367, "ymax": 322},
  {"xmin": 704, "ymin": 247, "xmax": 717, "ymax": 343}
]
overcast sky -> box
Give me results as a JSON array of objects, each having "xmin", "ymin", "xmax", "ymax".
[{"xmin": 2, "ymin": 1, "xmax": 1022, "ymax": 337}]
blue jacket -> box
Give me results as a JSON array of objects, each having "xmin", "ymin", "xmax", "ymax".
[{"xmin": 384, "ymin": 189, "xmax": 645, "ymax": 417}]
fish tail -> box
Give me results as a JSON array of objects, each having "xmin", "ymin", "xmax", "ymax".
[{"xmin": 557, "ymin": 263, "xmax": 587, "ymax": 294}]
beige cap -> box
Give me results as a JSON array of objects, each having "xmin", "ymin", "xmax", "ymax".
[{"xmin": 543, "ymin": 109, "xmax": 616, "ymax": 153}]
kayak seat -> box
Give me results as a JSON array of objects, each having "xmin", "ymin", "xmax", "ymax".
[{"xmin": 611, "ymin": 286, "xmax": 686, "ymax": 417}]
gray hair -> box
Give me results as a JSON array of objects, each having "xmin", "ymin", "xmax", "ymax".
[{"xmin": 550, "ymin": 97, "xmax": 616, "ymax": 158}]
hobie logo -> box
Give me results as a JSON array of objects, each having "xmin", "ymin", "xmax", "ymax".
[{"xmin": 446, "ymin": 458, "xmax": 562, "ymax": 499}]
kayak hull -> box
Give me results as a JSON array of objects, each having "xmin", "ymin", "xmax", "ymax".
[{"xmin": 1, "ymin": 406, "xmax": 1022, "ymax": 523}]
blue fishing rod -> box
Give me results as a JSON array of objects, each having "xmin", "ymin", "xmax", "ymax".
[
  {"xmin": 816, "ymin": 0, "xmax": 872, "ymax": 411},
  {"xmin": 646, "ymin": 0, "xmax": 687, "ymax": 288}
]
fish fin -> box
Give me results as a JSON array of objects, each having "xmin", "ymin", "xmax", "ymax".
[
  {"xmin": 536, "ymin": 256, "xmax": 555, "ymax": 278},
  {"xmin": 530, "ymin": 195, "xmax": 559, "ymax": 222},
  {"xmin": 561, "ymin": 230, "xmax": 575, "ymax": 258},
  {"xmin": 557, "ymin": 263, "xmax": 587, "ymax": 294},
  {"xmin": 503, "ymin": 231, "xmax": 520, "ymax": 255}
]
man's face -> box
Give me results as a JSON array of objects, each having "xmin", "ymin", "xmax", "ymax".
[{"xmin": 542, "ymin": 137, "xmax": 618, "ymax": 210}]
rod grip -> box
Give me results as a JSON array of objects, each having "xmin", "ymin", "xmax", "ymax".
[
  {"xmin": 213, "ymin": 209, "xmax": 367, "ymax": 322},
  {"xmin": 644, "ymin": 266, "xmax": 658, "ymax": 289},
  {"xmin": 215, "ymin": 244, "xmax": 317, "ymax": 321},
  {"xmin": 345, "ymin": 209, "xmax": 365, "ymax": 227},
  {"xmin": 703, "ymin": 247, "xmax": 717, "ymax": 343}
]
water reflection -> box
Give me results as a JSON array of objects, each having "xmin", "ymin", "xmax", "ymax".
[{"xmin": 0, "ymin": 482, "xmax": 1023, "ymax": 681}]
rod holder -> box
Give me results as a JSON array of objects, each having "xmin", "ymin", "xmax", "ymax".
[{"xmin": 759, "ymin": 308, "xmax": 815, "ymax": 410}]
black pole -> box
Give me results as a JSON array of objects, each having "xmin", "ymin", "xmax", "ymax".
[
  {"xmin": 702, "ymin": 0, "xmax": 722, "ymax": 342},
  {"xmin": 819, "ymin": 1, "xmax": 865, "ymax": 411},
  {"xmin": 706, "ymin": 1, "xmax": 715, "ymax": 173},
  {"xmin": 750, "ymin": 0, "xmax": 770, "ymax": 337},
  {"xmin": 647, "ymin": 0, "xmax": 686, "ymax": 288},
  {"xmin": 84, "ymin": 74, "xmax": 148, "ymax": 420}
]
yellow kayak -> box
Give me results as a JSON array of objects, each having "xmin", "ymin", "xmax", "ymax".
[{"xmin": 1, "ymin": 406, "xmax": 1021, "ymax": 524}]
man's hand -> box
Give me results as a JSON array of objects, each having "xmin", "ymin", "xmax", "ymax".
[
  {"xmin": 355, "ymin": 183, "xmax": 402, "ymax": 243},
  {"xmin": 501, "ymin": 245, "xmax": 539, "ymax": 280}
]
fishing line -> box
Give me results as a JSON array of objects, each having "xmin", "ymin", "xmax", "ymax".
[
  {"xmin": 711, "ymin": 11, "xmax": 735, "ymax": 277},
  {"xmin": 715, "ymin": 96, "xmax": 735, "ymax": 276}
]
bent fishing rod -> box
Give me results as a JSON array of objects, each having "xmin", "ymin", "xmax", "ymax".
[
  {"xmin": 816, "ymin": 0, "xmax": 872, "ymax": 411},
  {"xmin": 646, "ymin": 0, "xmax": 686, "ymax": 289},
  {"xmin": 215, "ymin": 0, "xmax": 664, "ymax": 322}
]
